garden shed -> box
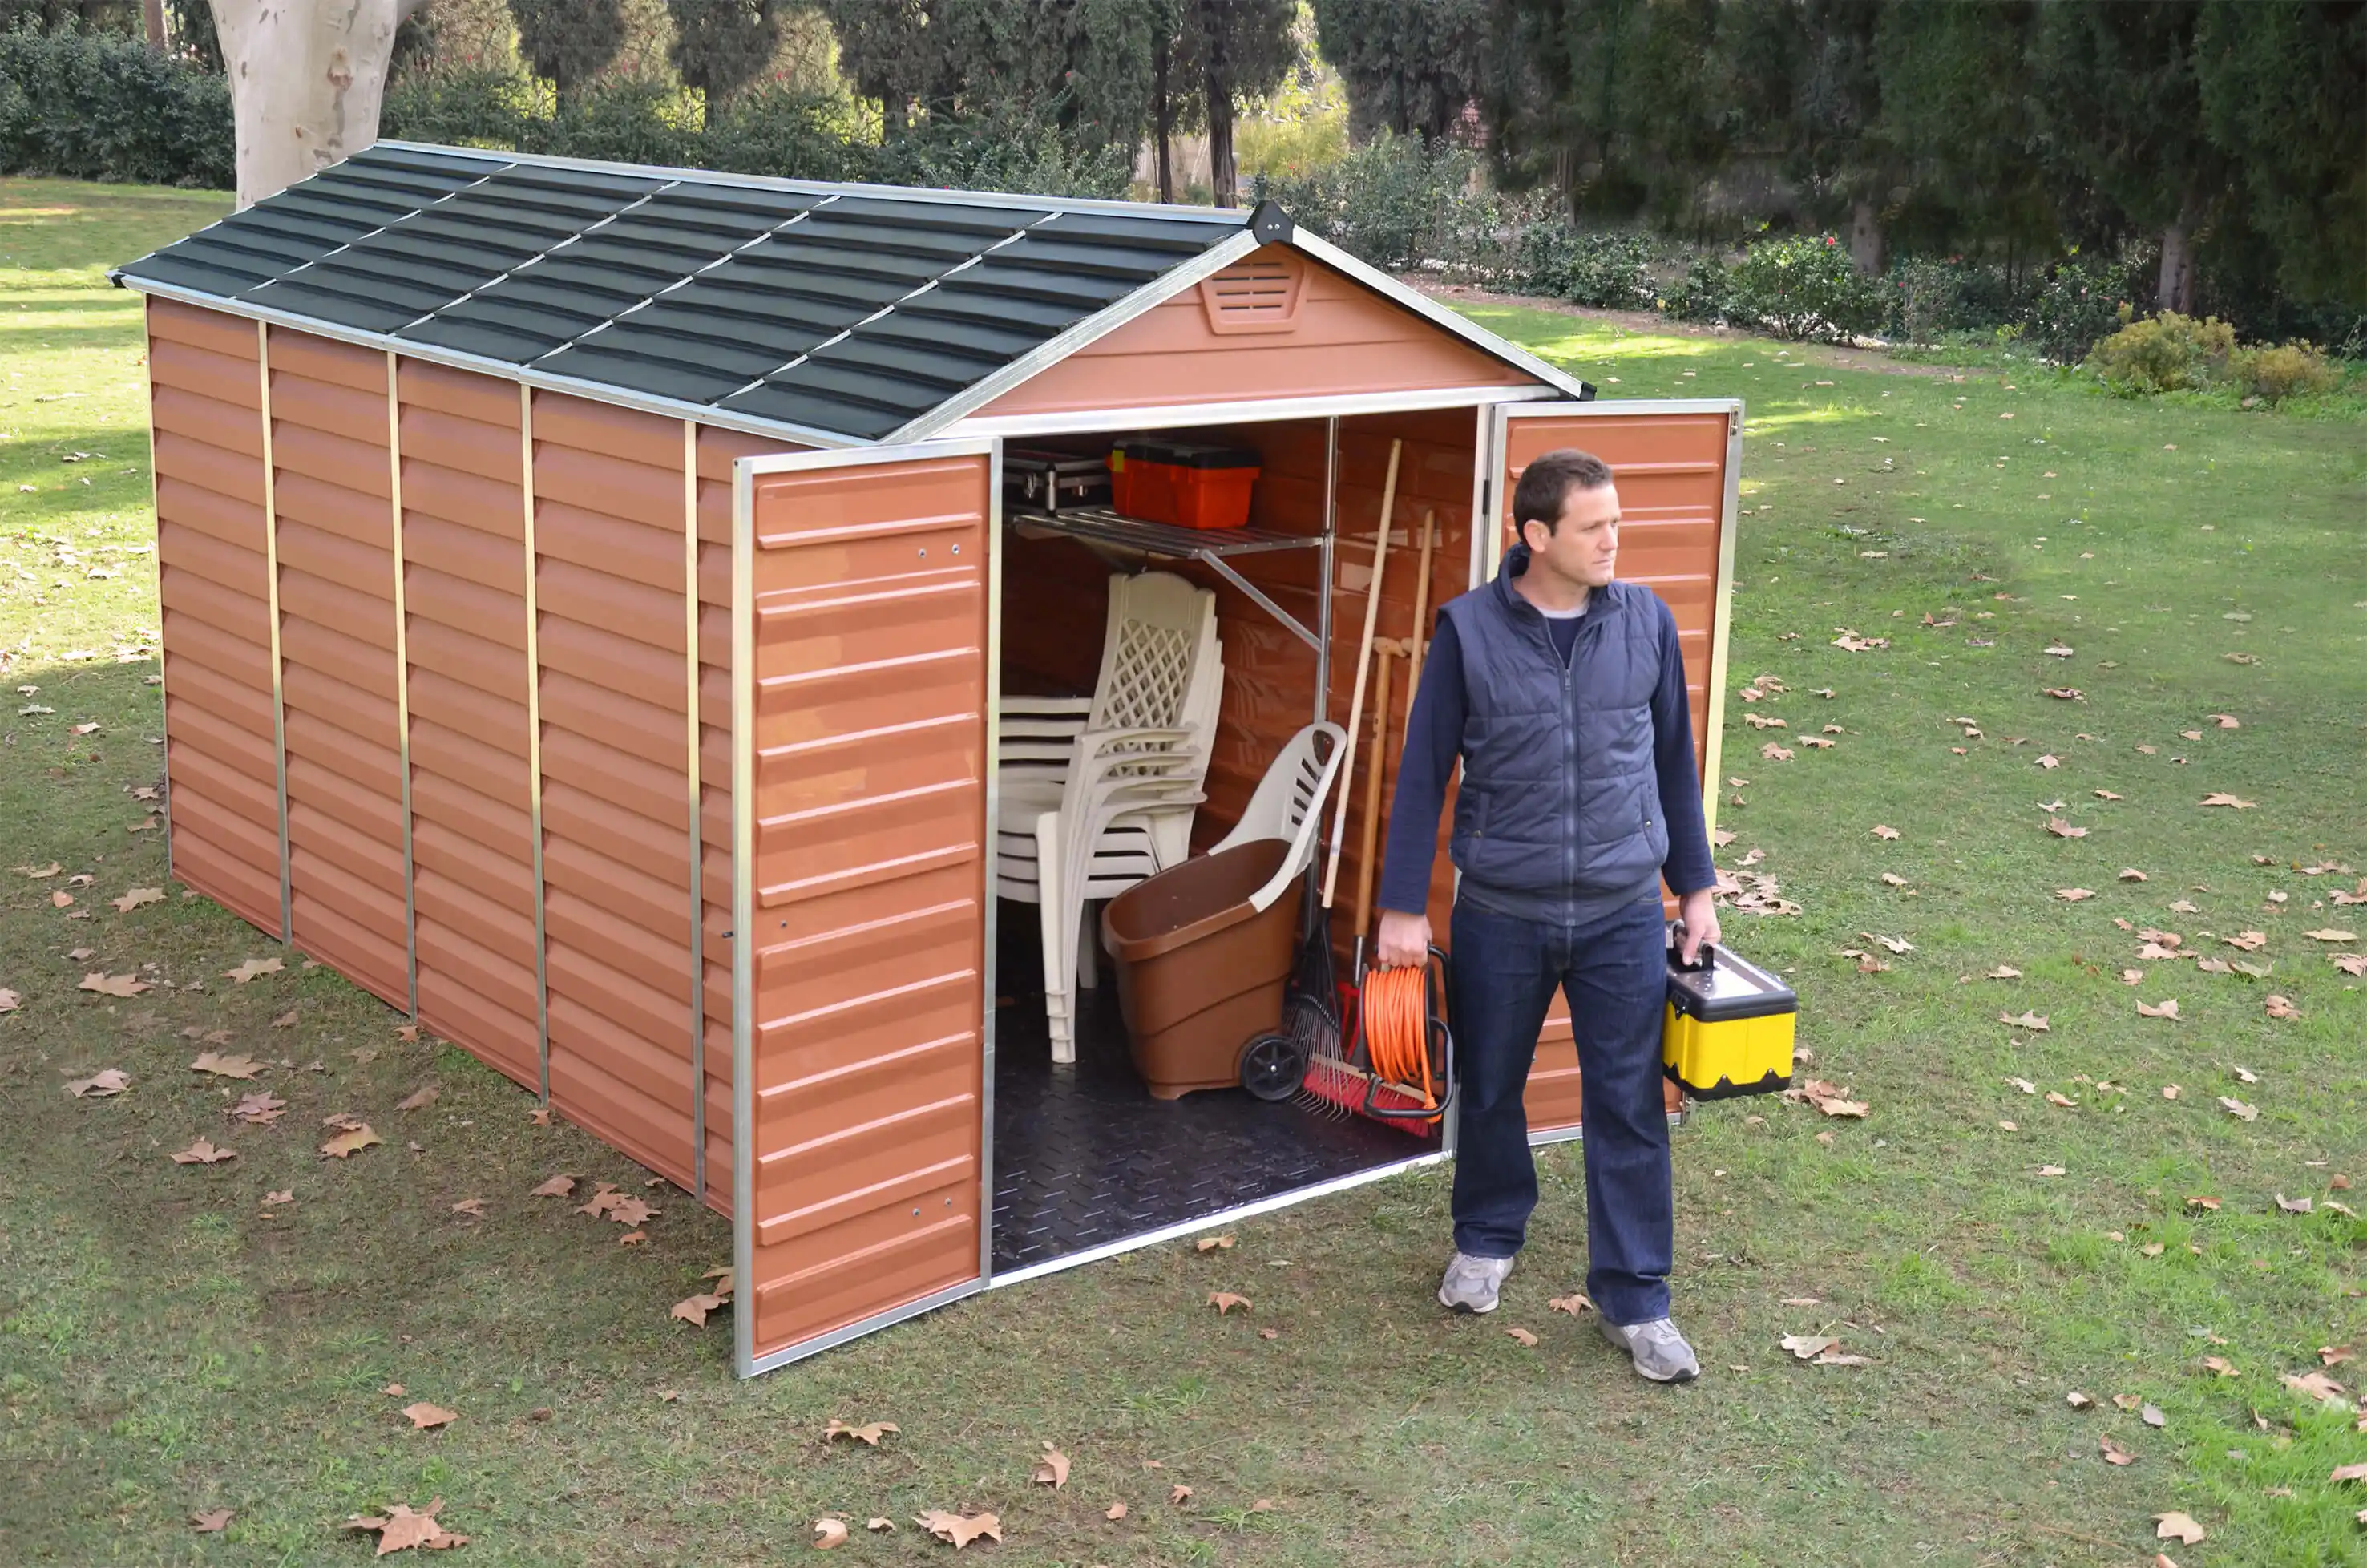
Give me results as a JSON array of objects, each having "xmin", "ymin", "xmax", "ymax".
[{"xmin": 112, "ymin": 142, "xmax": 1743, "ymax": 1376}]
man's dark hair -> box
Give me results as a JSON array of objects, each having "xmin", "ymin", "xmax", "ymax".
[{"xmin": 1512, "ymin": 448, "xmax": 1614, "ymax": 535}]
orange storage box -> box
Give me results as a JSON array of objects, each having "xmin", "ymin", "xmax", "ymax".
[{"xmin": 1107, "ymin": 438, "xmax": 1260, "ymax": 531}]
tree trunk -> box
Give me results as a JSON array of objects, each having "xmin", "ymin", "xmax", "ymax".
[
  {"xmin": 2158, "ymin": 202, "xmax": 2200, "ymax": 314},
  {"xmin": 211, "ymin": 0, "xmax": 428, "ymax": 209},
  {"xmin": 1204, "ymin": 49, "xmax": 1235, "ymax": 208},
  {"xmin": 1848, "ymin": 198, "xmax": 1884, "ymax": 276},
  {"xmin": 1153, "ymin": 40, "xmax": 1173, "ymax": 204},
  {"xmin": 144, "ymin": 0, "xmax": 166, "ymax": 50}
]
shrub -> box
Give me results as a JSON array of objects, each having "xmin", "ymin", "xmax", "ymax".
[
  {"xmin": 2026, "ymin": 252, "xmax": 2138, "ymax": 363},
  {"xmin": 1250, "ymin": 132, "xmax": 1499, "ymax": 274},
  {"xmin": 2228, "ymin": 341, "xmax": 2340, "ymax": 403},
  {"xmin": 1884, "ymin": 256, "xmax": 2027, "ymax": 344},
  {"xmin": 380, "ymin": 67, "xmax": 536, "ymax": 149},
  {"xmin": 1723, "ymin": 232, "xmax": 1888, "ymax": 341},
  {"xmin": 1511, "ymin": 221, "xmax": 1656, "ymax": 309},
  {"xmin": 0, "ymin": 19, "xmax": 231, "ymax": 188},
  {"xmin": 702, "ymin": 83, "xmax": 862, "ymax": 184},
  {"xmin": 1659, "ymin": 253, "xmax": 1733, "ymax": 324},
  {"xmin": 2086, "ymin": 306, "xmax": 2237, "ymax": 394}
]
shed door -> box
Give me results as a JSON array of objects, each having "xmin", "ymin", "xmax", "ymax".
[
  {"xmin": 1480, "ymin": 402, "xmax": 1741, "ymax": 1140},
  {"xmin": 732, "ymin": 440, "xmax": 997, "ymax": 1376}
]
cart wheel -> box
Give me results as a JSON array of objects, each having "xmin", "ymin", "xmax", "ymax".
[{"xmin": 1238, "ymin": 1033, "xmax": 1306, "ymax": 1102}]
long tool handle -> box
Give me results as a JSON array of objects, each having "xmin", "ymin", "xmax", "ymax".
[
  {"xmin": 1405, "ymin": 509, "xmax": 1436, "ymax": 700},
  {"xmin": 1321, "ymin": 437, "xmax": 1403, "ymax": 910},
  {"xmin": 1351, "ymin": 640, "xmax": 1398, "ymax": 948}
]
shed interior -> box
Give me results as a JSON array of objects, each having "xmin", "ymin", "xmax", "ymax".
[{"xmin": 983, "ymin": 409, "xmax": 1478, "ymax": 1275}]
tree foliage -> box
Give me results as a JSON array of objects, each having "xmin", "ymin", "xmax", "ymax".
[
  {"xmin": 508, "ymin": 0, "xmax": 625, "ymax": 106},
  {"xmin": 666, "ymin": 0, "xmax": 778, "ymax": 120},
  {"xmin": 1310, "ymin": 0, "xmax": 1485, "ymax": 142}
]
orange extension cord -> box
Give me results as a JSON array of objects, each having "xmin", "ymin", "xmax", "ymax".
[{"xmin": 1359, "ymin": 964, "xmax": 1436, "ymax": 1111}]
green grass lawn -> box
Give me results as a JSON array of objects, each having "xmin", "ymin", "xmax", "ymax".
[{"xmin": 2, "ymin": 176, "xmax": 2362, "ymax": 1566}]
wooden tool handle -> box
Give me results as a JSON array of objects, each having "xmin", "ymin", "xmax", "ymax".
[
  {"xmin": 1322, "ymin": 438, "xmax": 1403, "ymax": 909},
  {"xmin": 1405, "ymin": 509, "xmax": 1436, "ymax": 699},
  {"xmin": 1351, "ymin": 641, "xmax": 1399, "ymax": 945}
]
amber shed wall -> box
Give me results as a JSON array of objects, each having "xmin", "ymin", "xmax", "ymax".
[
  {"xmin": 268, "ymin": 328, "xmax": 409, "ymax": 1007},
  {"xmin": 147, "ymin": 300, "xmax": 281, "ymax": 934},
  {"xmin": 397, "ymin": 362, "xmax": 539, "ymax": 1089},
  {"xmin": 742, "ymin": 453, "xmax": 992, "ymax": 1362}
]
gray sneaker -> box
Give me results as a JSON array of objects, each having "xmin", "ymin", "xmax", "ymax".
[
  {"xmin": 1597, "ymin": 1315, "xmax": 1701, "ymax": 1382},
  {"xmin": 1437, "ymin": 1251, "xmax": 1515, "ymax": 1314}
]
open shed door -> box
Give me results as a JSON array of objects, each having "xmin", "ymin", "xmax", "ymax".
[
  {"xmin": 1480, "ymin": 401, "xmax": 1742, "ymax": 1142},
  {"xmin": 732, "ymin": 440, "xmax": 998, "ymax": 1376}
]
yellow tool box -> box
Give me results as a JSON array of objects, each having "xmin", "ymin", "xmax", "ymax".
[{"xmin": 1662, "ymin": 932, "xmax": 1797, "ymax": 1100}]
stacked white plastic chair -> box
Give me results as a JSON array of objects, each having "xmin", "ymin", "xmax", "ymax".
[{"xmin": 996, "ymin": 571, "xmax": 1224, "ymax": 1060}]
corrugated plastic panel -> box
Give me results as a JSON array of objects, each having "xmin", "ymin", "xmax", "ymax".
[
  {"xmin": 269, "ymin": 326, "xmax": 410, "ymax": 1008},
  {"xmin": 147, "ymin": 298, "xmax": 282, "ymax": 932},
  {"xmin": 117, "ymin": 146, "xmax": 1262, "ymax": 443},
  {"xmin": 119, "ymin": 143, "xmax": 507, "ymax": 301},
  {"xmin": 694, "ymin": 426, "xmax": 806, "ymax": 1213},
  {"xmin": 398, "ymin": 358, "xmax": 539, "ymax": 1089},
  {"xmin": 743, "ymin": 450, "xmax": 991, "ymax": 1363},
  {"xmin": 1497, "ymin": 406, "xmax": 1733, "ymax": 1135},
  {"xmin": 532, "ymin": 392, "xmax": 698, "ymax": 1187}
]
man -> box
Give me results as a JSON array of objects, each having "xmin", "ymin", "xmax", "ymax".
[{"xmin": 1373, "ymin": 447, "xmax": 1720, "ymax": 1384}]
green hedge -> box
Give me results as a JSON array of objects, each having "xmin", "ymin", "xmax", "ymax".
[{"xmin": 0, "ymin": 20, "xmax": 232, "ymax": 188}]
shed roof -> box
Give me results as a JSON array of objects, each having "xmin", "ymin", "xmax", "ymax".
[{"xmin": 115, "ymin": 142, "xmax": 1588, "ymax": 447}]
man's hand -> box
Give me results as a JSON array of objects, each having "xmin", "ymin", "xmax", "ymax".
[
  {"xmin": 1675, "ymin": 889, "xmax": 1722, "ymax": 966},
  {"xmin": 1375, "ymin": 908, "xmax": 1432, "ymax": 969}
]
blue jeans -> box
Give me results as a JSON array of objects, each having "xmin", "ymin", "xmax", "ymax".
[{"xmin": 1448, "ymin": 895, "xmax": 1673, "ymax": 1325}]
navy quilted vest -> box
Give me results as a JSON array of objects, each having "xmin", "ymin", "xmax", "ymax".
[{"xmin": 1436, "ymin": 545, "xmax": 1668, "ymax": 919}]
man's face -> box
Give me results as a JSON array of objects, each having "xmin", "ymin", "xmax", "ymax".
[{"xmin": 1522, "ymin": 481, "xmax": 1619, "ymax": 588}]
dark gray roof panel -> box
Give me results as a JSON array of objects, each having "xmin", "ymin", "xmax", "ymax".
[{"xmin": 112, "ymin": 143, "xmax": 1296, "ymax": 438}]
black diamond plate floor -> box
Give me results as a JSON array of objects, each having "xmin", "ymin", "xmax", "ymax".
[{"xmin": 991, "ymin": 982, "xmax": 1424, "ymax": 1275}]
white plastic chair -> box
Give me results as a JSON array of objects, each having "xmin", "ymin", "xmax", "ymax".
[
  {"xmin": 996, "ymin": 571, "xmax": 1225, "ymax": 1058},
  {"xmin": 1208, "ymin": 721, "xmax": 1349, "ymax": 904}
]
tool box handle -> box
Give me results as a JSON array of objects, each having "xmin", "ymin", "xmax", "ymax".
[{"xmin": 1668, "ymin": 921, "xmax": 1718, "ymax": 973}]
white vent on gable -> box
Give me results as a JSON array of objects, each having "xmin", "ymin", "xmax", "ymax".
[{"xmin": 1197, "ymin": 253, "xmax": 1305, "ymax": 334}]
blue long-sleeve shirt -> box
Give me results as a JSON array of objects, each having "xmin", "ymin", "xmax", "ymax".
[{"xmin": 1375, "ymin": 603, "xmax": 1717, "ymax": 919}]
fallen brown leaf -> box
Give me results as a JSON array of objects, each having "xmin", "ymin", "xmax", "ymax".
[
  {"xmin": 2186, "ymin": 1195, "xmax": 2220, "ymax": 1211},
  {"xmin": 824, "ymin": 1419, "xmax": 899, "ymax": 1446},
  {"xmin": 2046, "ymin": 818, "xmax": 2087, "ymax": 839},
  {"xmin": 320, "ymin": 1125, "xmax": 382, "ymax": 1158},
  {"xmin": 110, "ymin": 887, "xmax": 163, "ymax": 913},
  {"xmin": 395, "ymin": 1085, "xmax": 438, "ymax": 1112},
  {"xmin": 263, "ymin": 1189, "xmax": 293, "ymax": 1207},
  {"xmin": 402, "ymin": 1402, "xmax": 457, "ymax": 1430},
  {"xmin": 670, "ymin": 1291, "xmax": 727, "ymax": 1327},
  {"xmin": 530, "ymin": 1175, "xmax": 575, "ymax": 1197},
  {"xmin": 190, "ymin": 1508, "xmax": 232, "ymax": 1533},
  {"xmin": 171, "ymin": 1138, "xmax": 235, "ymax": 1165},
  {"xmin": 450, "ymin": 1198, "xmax": 486, "ymax": 1218},
  {"xmin": 65, "ymin": 1067, "xmax": 129, "ymax": 1097},
  {"xmin": 1104, "ymin": 1501, "xmax": 1126, "ymax": 1521},
  {"xmin": 812, "ymin": 1517, "xmax": 848, "ymax": 1550},
  {"xmin": 2001, "ymin": 1010, "xmax": 2050, "ymax": 1032},
  {"xmin": 2330, "ymin": 1461, "xmax": 2367, "ymax": 1482},
  {"xmin": 1505, "ymin": 1326, "xmax": 1538, "ymax": 1347},
  {"xmin": 1549, "ymin": 1292, "xmax": 1593, "ymax": 1316},
  {"xmin": 1872, "ymin": 825, "xmax": 1900, "ymax": 840},
  {"xmin": 2199, "ymin": 793, "xmax": 2255, "ymax": 809},
  {"xmin": 1194, "ymin": 1234, "xmax": 1235, "ymax": 1252},
  {"xmin": 2136, "ymin": 999, "xmax": 2180, "ymax": 1020},
  {"xmin": 341, "ymin": 1497, "xmax": 467, "ymax": 1556},
  {"xmin": 915, "ymin": 1509, "xmax": 1000, "ymax": 1549},
  {"xmin": 2304, "ymin": 927, "xmax": 2358, "ymax": 943},
  {"xmin": 78, "ymin": 972, "xmax": 147, "ymax": 997},
  {"xmin": 2100, "ymin": 1433, "xmax": 2135, "ymax": 1465},
  {"xmin": 2066, "ymin": 1390, "xmax": 2094, "ymax": 1409},
  {"xmin": 2055, "ymin": 887, "xmax": 2095, "ymax": 902},
  {"xmin": 2283, "ymin": 1370, "xmax": 2348, "ymax": 1405},
  {"xmin": 229, "ymin": 1091, "xmax": 286, "ymax": 1125},
  {"xmin": 1169, "ymin": 1485, "xmax": 1193, "ymax": 1505},
  {"xmin": 1034, "ymin": 1441, "xmax": 1070, "ymax": 1488},
  {"xmin": 1208, "ymin": 1291, "xmax": 1251, "ymax": 1315},
  {"xmin": 2324, "ymin": 1346, "xmax": 2357, "ymax": 1367},
  {"xmin": 2202, "ymin": 1356, "xmax": 2237, "ymax": 1377},
  {"xmin": 190, "ymin": 1050, "xmax": 265, "ymax": 1080},
  {"xmin": 2218, "ymin": 1097, "xmax": 2259, "ymax": 1121},
  {"xmin": 2155, "ymin": 1512, "xmax": 2203, "ymax": 1545},
  {"xmin": 223, "ymin": 956, "xmax": 282, "ymax": 985}
]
